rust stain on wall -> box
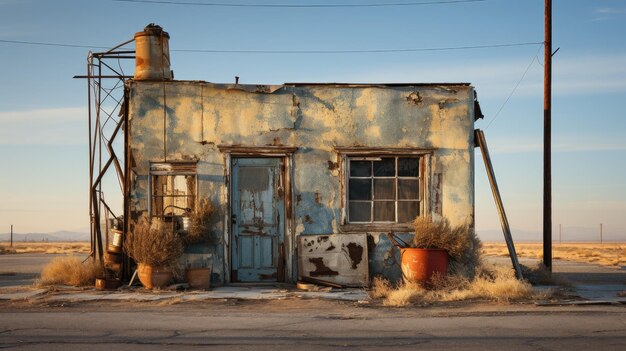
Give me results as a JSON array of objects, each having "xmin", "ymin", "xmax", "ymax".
[{"xmin": 314, "ymin": 192, "xmax": 322, "ymax": 204}]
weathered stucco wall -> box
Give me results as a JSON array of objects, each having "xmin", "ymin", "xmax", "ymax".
[{"xmin": 128, "ymin": 80, "xmax": 476, "ymax": 283}]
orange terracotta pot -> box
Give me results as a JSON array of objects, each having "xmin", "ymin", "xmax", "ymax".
[
  {"xmin": 137, "ymin": 263, "xmax": 173, "ymax": 289},
  {"xmin": 400, "ymin": 248, "xmax": 448, "ymax": 285},
  {"xmin": 186, "ymin": 267, "xmax": 212, "ymax": 290}
]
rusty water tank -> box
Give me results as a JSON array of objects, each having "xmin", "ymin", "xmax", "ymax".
[{"xmin": 134, "ymin": 24, "xmax": 173, "ymax": 80}]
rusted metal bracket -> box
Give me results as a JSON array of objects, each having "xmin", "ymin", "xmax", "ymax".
[
  {"xmin": 387, "ymin": 232, "xmax": 409, "ymax": 249},
  {"xmin": 475, "ymin": 129, "xmax": 523, "ymax": 280}
]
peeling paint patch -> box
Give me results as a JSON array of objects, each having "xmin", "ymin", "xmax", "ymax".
[
  {"xmin": 343, "ymin": 242, "xmax": 363, "ymax": 269},
  {"xmin": 308, "ymin": 257, "xmax": 339, "ymax": 276},
  {"xmin": 406, "ymin": 91, "xmax": 423, "ymax": 105},
  {"xmin": 314, "ymin": 192, "xmax": 322, "ymax": 204}
]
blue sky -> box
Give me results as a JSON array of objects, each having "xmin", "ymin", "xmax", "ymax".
[{"xmin": 0, "ymin": 0, "xmax": 625, "ymax": 241}]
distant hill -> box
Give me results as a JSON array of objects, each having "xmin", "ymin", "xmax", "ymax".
[{"xmin": 0, "ymin": 230, "xmax": 89, "ymax": 242}]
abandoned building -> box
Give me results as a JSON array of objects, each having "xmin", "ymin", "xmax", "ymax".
[{"xmin": 86, "ymin": 25, "xmax": 484, "ymax": 287}]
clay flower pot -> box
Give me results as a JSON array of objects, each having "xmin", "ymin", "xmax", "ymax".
[
  {"xmin": 400, "ymin": 248, "xmax": 448, "ymax": 285},
  {"xmin": 185, "ymin": 267, "xmax": 212, "ymax": 290},
  {"xmin": 137, "ymin": 263, "xmax": 173, "ymax": 289}
]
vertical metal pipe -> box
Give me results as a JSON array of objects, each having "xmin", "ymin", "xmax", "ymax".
[
  {"xmin": 10, "ymin": 224, "xmax": 13, "ymax": 247},
  {"xmin": 543, "ymin": 0, "xmax": 553, "ymax": 271},
  {"xmin": 87, "ymin": 54, "xmax": 95, "ymax": 259},
  {"xmin": 123, "ymin": 84, "xmax": 131, "ymax": 280},
  {"xmin": 95, "ymin": 59, "xmax": 104, "ymax": 261}
]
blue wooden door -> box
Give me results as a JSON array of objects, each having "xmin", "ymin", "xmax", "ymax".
[{"xmin": 231, "ymin": 158, "xmax": 285, "ymax": 282}]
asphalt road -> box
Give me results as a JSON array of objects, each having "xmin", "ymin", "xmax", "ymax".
[{"xmin": 1, "ymin": 301, "xmax": 625, "ymax": 350}]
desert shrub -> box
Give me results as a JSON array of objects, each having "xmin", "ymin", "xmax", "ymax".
[
  {"xmin": 185, "ymin": 199, "xmax": 217, "ymax": 245},
  {"xmin": 467, "ymin": 264, "xmax": 534, "ymax": 302},
  {"xmin": 413, "ymin": 216, "xmax": 468, "ymax": 259},
  {"xmin": 370, "ymin": 276, "xmax": 393, "ymax": 299},
  {"xmin": 521, "ymin": 261, "xmax": 569, "ymax": 286},
  {"xmin": 125, "ymin": 217, "xmax": 184, "ymax": 267},
  {"xmin": 412, "ymin": 216, "xmax": 482, "ymax": 278},
  {"xmin": 370, "ymin": 264, "xmax": 535, "ymax": 307},
  {"xmin": 0, "ymin": 245, "xmax": 16, "ymax": 254},
  {"xmin": 383, "ymin": 281, "xmax": 424, "ymax": 307},
  {"xmin": 38, "ymin": 256, "xmax": 102, "ymax": 287}
]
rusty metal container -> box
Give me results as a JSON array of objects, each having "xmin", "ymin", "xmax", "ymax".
[
  {"xmin": 108, "ymin": 229, "xmax": 123, "ymax": 253},
  {"xmin": 95, "ymin": 277, "xmax": 121, "ymax": 291},
  {"xmin": 134, "ymin": 24, "xmax": 172, "ymax": 81},
  {"xmin": 104, "ymin": 251, "xmax": 122, "ymax": 265}
]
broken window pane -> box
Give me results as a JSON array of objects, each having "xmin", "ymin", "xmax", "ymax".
[
  {"xmin": 374, "ymin": 179, "xmax": 395, "ymax": 200},
  {"xmin": 374, "ymin": 201, "xmax": 395, "ymax": 221},
  {"xmin": 350, "ymin": 160, "xmax": 371, "ymax": 177},
  {"xmin": 398, "ymin": 179, "xmax": 419, "ymax": 200},
  {"xmin": 349, "ymin": 201, "xmax": 371, "ymax": 222},
  {"xmin": 373, "ymin": 157, "xmax": 395, "ymax": 177},
  {"xmin": 397, "ymin": 201, "xmax": 419, "ymax": 223},
  {"xmin": 349, "ymin": 179, "xmax": 371, "ymax": 200},
  {"xmin": 398, "ymin": 157, "xmax": 419, "ymax": 177},
  {"xmin": 152, "ymin": 174, "xmax": 196, "ymax": 218}
]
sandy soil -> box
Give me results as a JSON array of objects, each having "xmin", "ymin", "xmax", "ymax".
[
  {"xmin": 482, "ymin": 242, "xmax": 625, "ymax": 267},
  {"xmin": 0, "ymin": 242, "xmax": 90, "ymax": 255}
]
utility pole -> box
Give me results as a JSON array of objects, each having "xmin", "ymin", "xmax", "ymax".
[
  {"xmin": 10, "ymin": 224, "xmax": 13, "ymax": 247},
  {"xmin": 543, "ymin": 0, "xmax": 553, "ymax": 271},
  {"xmin": 600, "ymin": 223, "xmax": 603, "ymax": 243}
]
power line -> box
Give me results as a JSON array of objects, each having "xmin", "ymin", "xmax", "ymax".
[
  {"xmin": 112, "ymin": 0, "xmax": 486, "ymax": 8},
  {"xmin": 0, "ymin": 39, "xmax": 110, "ymax": 50},
  {"xmin": 0, "ymin": 38, "xmax": 542, "ymax": 54},
  {"xmin": 485, "ymin": 44, "xmax": 543, "ymax": 129},
  {"xmin": 175, "ymin": 42, "xmax": 542, "ymax": 53}
]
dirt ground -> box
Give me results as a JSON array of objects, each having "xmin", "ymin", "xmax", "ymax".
[
  {"xmin": 0, "ymin": 242, "xmax": 90, "ymax": 255},
  {"xmin": 482, "ymin": 242, "xmax": 625, "ymax": 267}
]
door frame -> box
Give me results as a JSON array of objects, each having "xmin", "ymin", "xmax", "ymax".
[{"xmin": 219, "ymin": 145, "xmax": 297, "ymax": 284}]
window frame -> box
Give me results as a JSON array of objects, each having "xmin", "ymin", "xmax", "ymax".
[
  {"xmin": 335, "ymin": 147, "xmax": 433, "ymax": 233},
  {"xmin": 149, "ymin": 161, "xmax": 198, "ymax": 221}
]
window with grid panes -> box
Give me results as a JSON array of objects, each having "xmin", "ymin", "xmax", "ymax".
[{"xmin": 348, "ymin": 156, "xmax": 420, "ymax": 223}]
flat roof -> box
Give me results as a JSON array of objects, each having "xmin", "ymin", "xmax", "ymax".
[{"xmin": 283, "ymin": 82, "xmax": 471, "ymax": 87}]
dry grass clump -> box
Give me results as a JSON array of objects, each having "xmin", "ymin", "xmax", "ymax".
[
  {"xmin": 185, "ymin": 199, "xmax": 217, "ymax": 245},
  {"xmin": 371, "ymin": 264, "xmax": 536, "ymax": 307},
  {"xmin": 0, "ymin": 245, "xmax": 17, "ymax": 254},
  {"xmin": 412, "ymin": 217, "xmax": 482, "ymax": 278},
  {"xmin": 37, "ymin": 256, "xmax": 102, "ymax": 287},
  {"xmin": 383, "ymin": 281, "xmax": 425, "ymax": 307},
  {"xmin": 520, "ymin": 261, "xmax": 569, "ymax": 286},
  {"xmin": 125, "ymin": 217, "xmax": 184, "ymax": 267},
  {"xmin": 412, "ymin": 216, "xmax": 468, "ymax": 259}
]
